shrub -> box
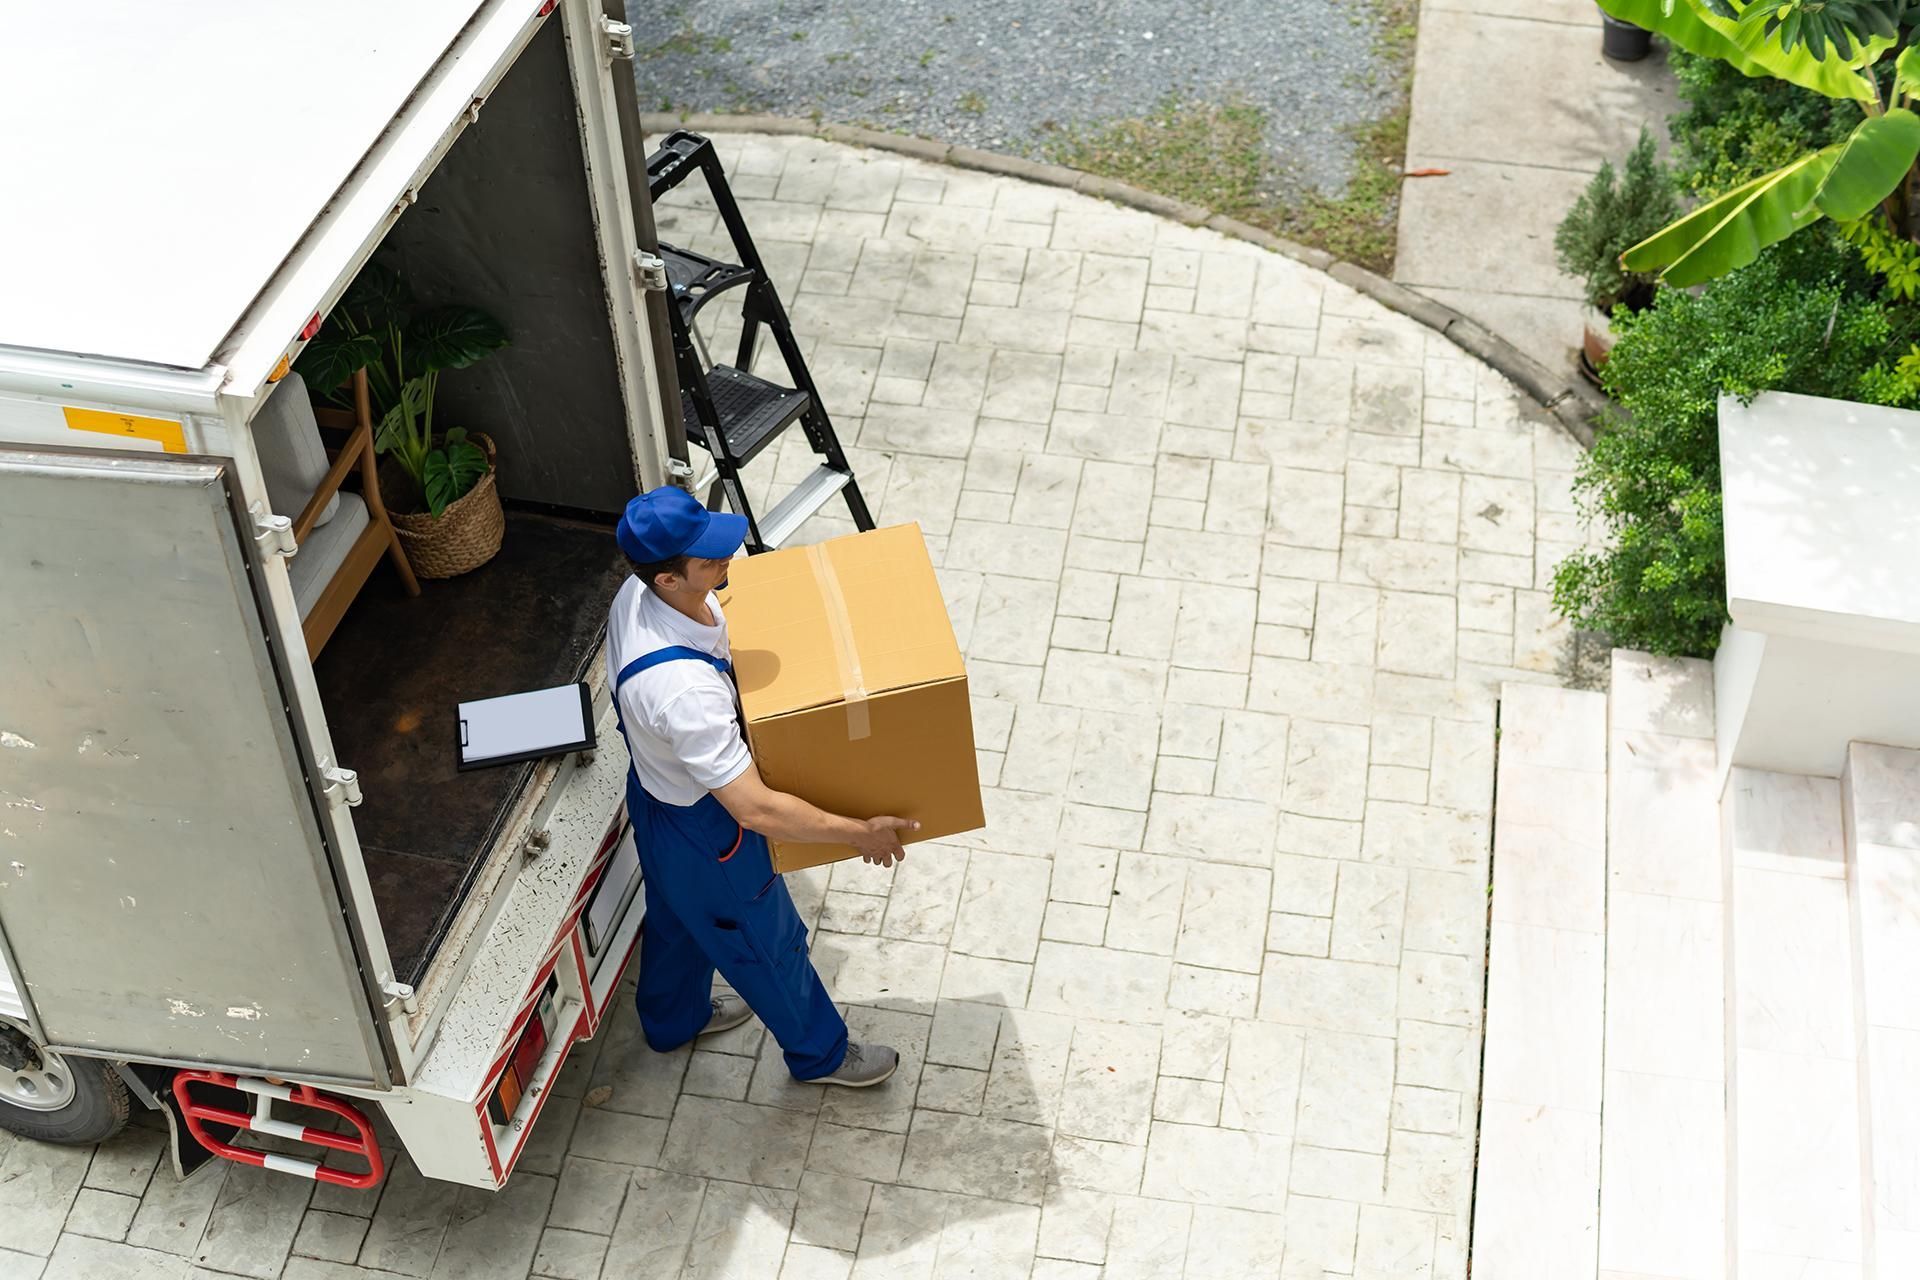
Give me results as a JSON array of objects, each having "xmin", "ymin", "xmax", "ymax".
[
  {"xmin": 1554, "ymin": 128, "xmax": 1680, "ymax": 311},
  {"xmin": 1665, "ymin": 48, "xmax": 1861, "ymax": 199},
  {"xmin": 1553, "ymin": 231, "xmax": 1919, "ymax": 657}
]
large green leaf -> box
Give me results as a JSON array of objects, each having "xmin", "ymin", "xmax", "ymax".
[
  {"xmin": 1596, "ymin": 0, "xmax": 1887, "ymax": 101},
  {"xmin": 291, "ymin": 329, "xmax": 378, "ymax": 396},
  {"xmin": 422, "ymin": 439, "xmax": 490, "ymax": 517},
  {"xmin": 1622, "ymin": 146, "xmax": 1839, "ymax": 285},
  {"xmin": 338, "ymin": 261, "xmax": 411, "ymax": 334},
  {"xmin": 1897, "ymin": 44, "xmax": 1920, "ymax": 97},
  {"xmin": 1813, "ymin": 109, "xmax": 1920, "ymax": 220},
  {"xmin": 409, "ymin": 306, "xmax": 509, "ymax": 372},
  {"xmin": 375, "ymin": 377, "xmax": 430, "ymax": 457}
]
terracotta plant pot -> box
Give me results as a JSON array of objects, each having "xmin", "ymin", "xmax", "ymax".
[
  {"xmin": 388, "ymin": 433, "xmax": 505, "ymax": 579},
  {"xmin": 1580, "ymin": 307, "xmax": 1616, "ymax": 388}
]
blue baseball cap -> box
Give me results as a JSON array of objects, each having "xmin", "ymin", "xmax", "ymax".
[{"xmin": 616, "ymin": 486, "xmax": 749, "ymax": 564}]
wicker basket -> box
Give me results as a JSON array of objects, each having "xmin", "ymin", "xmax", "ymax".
[{"xmin": 390, "ymin": 433, "xmax": 505, "ymax": 579}]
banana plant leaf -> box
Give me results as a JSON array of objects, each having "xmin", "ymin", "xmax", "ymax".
[
  {"xmin": 1813, "ymin": 109, "xmax": 1920, "ymax": 221},
  {"xmin": 1596, "ymin": 0, "xmax": 1888, "ymax": 101},
  {"xmin": 1622, "ymin": 146, "xmax": 1840, "ymax": 285},
  {"xmin": 1897, "ymin": 44, "xmax": 1920, "ymax": 97}
]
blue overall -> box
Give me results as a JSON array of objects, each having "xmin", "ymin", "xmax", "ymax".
[{"xmin": 612, "ymin": 646, "xmax": 849, "ymax": 1080}]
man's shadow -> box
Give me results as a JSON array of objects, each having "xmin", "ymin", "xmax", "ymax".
[{"xmin": 578, "ymin": 863, "xmax": 1063, "ymax": 1276}]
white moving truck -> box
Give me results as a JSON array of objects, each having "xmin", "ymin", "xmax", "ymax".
[{"xmin": 0, "ymin": 0, "xmax": 691, "ymax": 1189}]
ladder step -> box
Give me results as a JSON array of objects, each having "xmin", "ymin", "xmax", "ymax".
[
  {"xmin": 760, "ymin": 466, "xmax": 852, "ymax": 548},
  {"xmin": 659, "ymin": 242, "xmax": 753, "ymax": 325},
  {"xmin": 683, "ymin": 366, "xmax": 810, "ymax": 467}
]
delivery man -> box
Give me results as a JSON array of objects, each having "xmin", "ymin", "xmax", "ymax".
[{"xmin": 608, "ymin": 485, "xmax": 915, "ymax": 1087}]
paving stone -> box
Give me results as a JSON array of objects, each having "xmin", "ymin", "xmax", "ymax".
[
  {"xmin": 1220, "ymin": 1020, "xmax": 1307, "ymax": 1137},
  {"xmin": 40, "ymin": 1235, "xmax": 191, "ymax": 1280},
  {"xmin": 1175, "ymin": 863, "xmax": 1271, "ymax": 974},
  {"xmin": 1142, "ymin": 1124, "xmax": 1291, "ymax": 1214},
  {"xmin": 65, "ymin": 1189, "xmax": 138, "ymax": 1242},
  {"xmin": 1284, "ymin": 721, "xmax": 1372, "ymax": 820},
  {"xmin": 1259, "ymin": 575, "xmax": 1320, "ymax": 629},
  {"xmin": 194, "ymin": 1159, "xmax": 311, "ymax": 1279},
  {"xmin": 288, "ymin": 1209, "xmax": 368, "ymax": 1266},
  {"xmin": 530, "ymin": 1227, "xmax": 606, "ymax": 1280}
]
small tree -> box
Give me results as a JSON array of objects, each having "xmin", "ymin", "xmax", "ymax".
[
  {"xmin": 1555, "ymin": 128, "xmax": 1682, "ymax": 311},
  {"xmin": 1598, "ymin": 1, "xmax": 1920, "ymax": 284}
]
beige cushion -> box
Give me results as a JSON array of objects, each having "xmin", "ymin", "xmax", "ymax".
[
  {"xmin": 287, "ymin": 492, "xmax": 368, "ymax": 618},
  {"xmin": 252, "ymin": 371, "xmax": 339, "ymax": 528}
]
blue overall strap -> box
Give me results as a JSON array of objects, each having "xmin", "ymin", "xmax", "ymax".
[
  {"xmin": 612, "ymin": 645, "xmax": 735, "ymax": 740},
  {"xmin": 615, "ymin": 645, "xmax": 732, "ymax": 692}
]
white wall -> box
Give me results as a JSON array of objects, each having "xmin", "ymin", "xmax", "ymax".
[{"xmin": 1718, "ymin": 626, "xmax": 1920, "ymax": 777}]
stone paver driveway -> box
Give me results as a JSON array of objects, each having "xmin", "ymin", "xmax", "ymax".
[{"xmin": 0, "ymin": 134, "xmax": 1585, "ymax": 1280}]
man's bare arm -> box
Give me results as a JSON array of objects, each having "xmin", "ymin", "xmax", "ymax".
[{"xmin": 712, "ymin": 762, "xmax": 919, "ymax": 866}]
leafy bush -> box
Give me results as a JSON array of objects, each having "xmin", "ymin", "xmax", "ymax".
[
  {"xmin": 1665, "ymin": 47, "xmax": 1861, "ymax": 198},
  {"xmin": 1553, "ymin": 231, "xmax": 1920, "ymax": 656},
  {"xmin": 1554, "ymin": 128, "xmax": 1681, "ymax": 310}
]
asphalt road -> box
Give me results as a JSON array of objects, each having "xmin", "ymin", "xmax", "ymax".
[{"xmin": 631, "ymin": 0, "xmax": 1397, "ymax": 197}]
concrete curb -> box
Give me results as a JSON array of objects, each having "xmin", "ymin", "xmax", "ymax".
[{"xmin": 642, "ymin": 113, "xmax": 1607, "ymax": 448}]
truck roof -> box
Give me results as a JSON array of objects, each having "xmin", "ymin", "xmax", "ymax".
[{"xmin": 0, "ymin": 0, "xmax": 490, "ymax": 373}]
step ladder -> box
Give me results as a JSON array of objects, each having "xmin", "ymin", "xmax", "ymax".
[{"xmin": 644, "ymin": 130, "xmax": 875, "ymax": 553}]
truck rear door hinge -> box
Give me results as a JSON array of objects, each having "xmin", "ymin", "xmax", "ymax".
[
  {"xmin": 634, "ymin": 251, "xmax": 668, "ymax": 292},
  {"xmin": 250, "ymin": 503, "xmax": 296, "ymax": 558},
  {"xmin": 320, "ymin": 762, "xmax": 363, "ymax": 808},
  {"xmin": 380, "ymin": 979, "xmax": 418, "ymax": 1014},
  {"xmin": 601, "ymin": 17, "xmax": 635, "ymax": 60}
]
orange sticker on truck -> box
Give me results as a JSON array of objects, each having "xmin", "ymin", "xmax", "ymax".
[{"xmin": 62, "ymin": 406, "xmax": 187, "ymax": 453}]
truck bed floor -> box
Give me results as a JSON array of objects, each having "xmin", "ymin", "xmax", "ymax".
[{"xmin": 313, "ymin": 511, "xmax": 627, "ymax": 984}]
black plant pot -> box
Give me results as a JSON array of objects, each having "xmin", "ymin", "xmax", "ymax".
[{"xmin": 1601, "ymin": 13, "xmax": 1653, "ymax": 61}]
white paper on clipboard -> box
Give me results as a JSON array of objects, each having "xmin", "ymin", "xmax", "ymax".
[{"xmin": 456, "ymin": 683, "xmax": 594, "ymax": 771}]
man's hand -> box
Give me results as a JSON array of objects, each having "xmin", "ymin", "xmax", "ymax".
[
  {"xmin": 854, "ymin": 817, "xmax": 919, "ymax": 868},
  {"xmin": 713, "ymin": 766, "xmax": 921, "ymax": 869}
]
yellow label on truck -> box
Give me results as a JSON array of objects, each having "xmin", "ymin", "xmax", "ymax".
[{"xmin": 63, "ymin": 406, "xmax": 187, "ymax": 453}]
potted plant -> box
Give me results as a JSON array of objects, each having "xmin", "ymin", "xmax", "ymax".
[
  {"xmin": 297, "ymin": 264, "xmax": 511, "ymax": 578},
  {"xmin": 1554, "ymin": 128, "xmax": 1679, "ymax": 385},
  {"xmin": 1600, "ymin": 8, "xmax": 1653, "ymax": 61}
]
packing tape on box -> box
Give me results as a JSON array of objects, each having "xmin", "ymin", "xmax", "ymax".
[{"xmin": 806, "ymin": 543, "xmax": 872, "ymax": 741}]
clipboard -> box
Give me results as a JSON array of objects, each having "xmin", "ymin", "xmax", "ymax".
[{"xmin": 456, "ymin": 682, "xmax": 595, "ymax": 771}]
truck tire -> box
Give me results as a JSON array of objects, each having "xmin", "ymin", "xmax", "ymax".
[{"xmin": 0, "ymin": 1023, "xmax": 130, "ymax": 1145}]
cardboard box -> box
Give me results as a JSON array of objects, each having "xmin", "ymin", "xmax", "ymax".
[{"xmin": 721, "ymin": 524, "xmax": 984, "ymax": 871}]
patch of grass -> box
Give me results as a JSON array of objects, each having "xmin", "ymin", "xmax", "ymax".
[
  {"xmin": 1281, "ymin": 107, "xmax": 1408, "ymax": 273},
  {"xmin": 958, "ymin": 91, "xmax": 987, "ymax": 114},
  {"xmin": 920, "ymin": 49, "xmax": 938, "ymax": 68},
  {"xmin": 1040, "ymin": 0, "xmax": 1417, "ymax": 274},
  {"xmin": 1045, "ymin": 97, "xmax": 1270, "ymax": 223},
  {"xmin": 642, "ymin": 18, "xmax": 734, "ymax": 62}
]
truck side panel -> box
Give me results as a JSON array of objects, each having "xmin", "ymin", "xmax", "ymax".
[{"xmin": 0, "ymin": 448, "xmax": 391, "ymax": 1086}]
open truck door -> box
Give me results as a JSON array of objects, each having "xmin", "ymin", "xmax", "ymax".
[{"xmin": 0, "ymin": 447, "xmax": 393, "ymax": 1089}]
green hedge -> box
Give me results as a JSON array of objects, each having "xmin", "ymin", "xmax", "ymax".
[
  {"xmin": 1551, "ymin": 49, "xmax": 1916, "ymax": 659},
  {"xmin": 1554, "ymin": 233, "xmax": 1919, "ymax": 657}
]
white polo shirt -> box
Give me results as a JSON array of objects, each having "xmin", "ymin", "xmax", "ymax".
[{"xmin": 606, "ymin": 576, "xmax": 752, "ymax": 806}]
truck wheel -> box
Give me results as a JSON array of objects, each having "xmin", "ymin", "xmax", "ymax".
[{"xmin": 0, "ymin": 1021, "xmax": 129, "ymax": 1145}]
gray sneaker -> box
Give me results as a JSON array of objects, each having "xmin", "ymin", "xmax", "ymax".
[
  {"xmin": 814, "ymin": 1041, "xmax": 899, "ymax": 1088},
  {"xmin": 699, "ymin": 995, "xmax": 755, "ymax": 1037}
]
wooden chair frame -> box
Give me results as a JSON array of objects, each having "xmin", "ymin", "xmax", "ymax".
[{"xmin": 297, "ymin": 368, "xmax": 420, "ymax": 656}]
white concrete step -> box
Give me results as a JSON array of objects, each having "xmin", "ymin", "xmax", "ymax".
[
  {"xmin": 1599, "ymin": 650, "xmax": 1727, "ymax": 1280},
  {"xmin": 1470, "ymin": 680, "xmax": 1608, "ymax": 1278},
  {"xmin": 1843, "ymin": 742, "xmax": 1920, "ymax": 1274},
  {"xmin": 1724, "ymin": 766, "xmax": 1864, "ymax": 1275}
]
